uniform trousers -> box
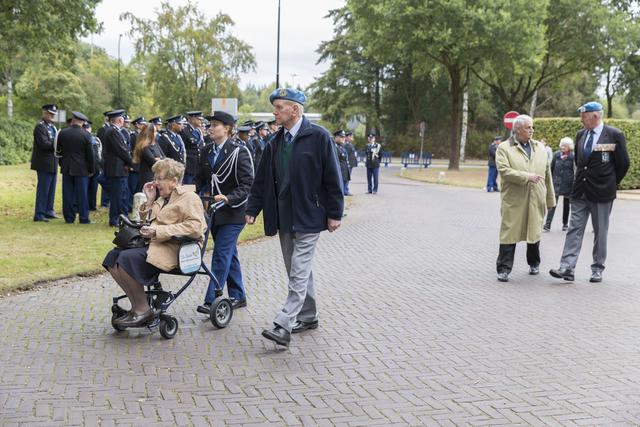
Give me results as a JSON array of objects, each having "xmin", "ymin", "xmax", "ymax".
[
  {"xmin": 497, "ymin": 241, "xmax": 540, "ymax": 274},
  {"xmin": 274, "ymin": 232, "xmax": 320, "ymax": 332},
  {"xmin": 366, "ymin": 167, "xmax": 379, "ymax": 193},
  {"xmin": 62, "ymin": 174, "xmax": 90, "ymax": 223},
  {"xmin": 108, "ymin": 176, "xmax": 127, "ymax": 226},
  {"xmin": 486, "ymin": 166, "xmax": 499, "ymax": 192},
  {"xmin": 182, "ymin": 174, "xmax": 195, "ymax": 185},
  {"xmin": 559, "ymin": 196, "xmax": 613, "ymax": 273},
  {"xmin": 203, "ymin": 223, "xmax": 246, "ymax": 303},
  {"xmin": 34, "ymin": 171, "xmax": 57, "ymax": 220},
  {"xmin": 97, "ymin": 172, "xmax": 110, "ymax": 207},
  {"xmin": 127, "ymin": 172, "xmax": 139, "ymax": 203},
  {"xmin": 88, "ymin": 174, "xmax": 99, "ymax": 210}
]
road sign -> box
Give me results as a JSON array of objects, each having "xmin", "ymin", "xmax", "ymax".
[
  {"xmin": 503, "ymin": 111, "xmax": 519, "ymax": 130},
  {"xmin": 211, "ymin": 98, "xmax": 238, "ymax": 116}
]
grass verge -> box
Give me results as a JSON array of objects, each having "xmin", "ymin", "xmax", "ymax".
[{"xmin": 0, "ymin": 163, "xmax": 265, "ymax": 295}]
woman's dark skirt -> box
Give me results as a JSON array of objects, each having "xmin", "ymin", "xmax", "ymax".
[{"xmin": 102, "ymin": 247, "xmax": 162, "ymax": 286}]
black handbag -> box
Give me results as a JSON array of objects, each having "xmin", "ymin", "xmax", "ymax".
[{"xmin": 113, "ymin": 215, "xmax": 148, "ymax": 249}]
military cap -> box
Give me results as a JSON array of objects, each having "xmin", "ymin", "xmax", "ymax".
[
  {"xmin": 334, "ymin": 130, "xmax": 346, "ymax": 137},
  {"xmin": 242, "ymin": 120, "xmax": 255, "ymax": 127},
  {"xmin": 345, "ymin": 131, "xmax": 353, "ymax": 136},
  {"xmin": 367, "ymin": 132, "xmax": 377, "ymax": 138},
  {"xmin": 82, "ymin": 120, "xmax": 93, "ymax": 129},
  {"xmin": 166, "ymin": 114, "xmax": 185, "ymax": 124},
  {"xmin": 131, "ymin": 116, "xmax": 146, "ymax": 125},
  {"xmin": 254, "ymin": 121, "xmax": 267, "ymax": 130},
  {"xmin": 71, "ymin": 111, "xmax": 89, "ymax": 122},
  {"xmin": 123, "ymin": 114, "xmax": 131, "ymax": 122},
  {"xmin": 494, "ymin": 136, "xmax": 502, "ymax": 141},
  {"xmin": 577, "ymin": 101, "xmax": 603, "ymax": 113},
  {"xmin": 205, "ymin": 111, "xmax": 235, "ymax": 126},
  {"xmin": 269, "ymin": 87, "xmax": 307, "ymax": 105},
  {"xmin": 42, "ymin": 104, "xmax": 58, "ymax": 114},
  {"xmin": 106, "ymin": 109, "xmax": 126, "ymax": 119},
  {"xmin": 267, "ymin": 119, "xmax": 277, "ymax": 125},
  {"xmin": 149, "ymin": 117, "xmax": 162, "ymax": 125},
  {"xmin": 186, "ymin": 111, "xmax": 205, "ymax": 120},
  {"xmin": 237, "ymin": 124, "xmax": 252, "ymax": 132},
  {"xmin": 102, "ymin": 110, "xmax": 111, "ymax": 117}
]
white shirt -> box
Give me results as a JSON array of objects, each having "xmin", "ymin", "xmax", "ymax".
[
  {"xmin": 588, "ymin": 122, "xmax": 604, "ymax": 145},
  {"xmin": 285, "ymin": 116, "xmax": 303, "ymax": 140}
]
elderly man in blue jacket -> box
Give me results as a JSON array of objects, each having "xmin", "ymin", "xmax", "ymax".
[{"xmin": 246, "ymin": 88, "xmax": 344, "ymax": 347}]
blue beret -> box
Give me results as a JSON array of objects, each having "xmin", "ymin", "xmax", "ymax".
[
  {"xmin": 71, "ymin": 111, "xmax": 89, "ymax": 122},
  {"xmin": 577, "ymin": 101, "xmax": 603, "ymax": 113},
  {"xmin": 269, "ymin": 88, "xmax": 307, "ymax": 105},
  {"xmin": 42, "ymin": 104, "xmax": 58, "ymax": 114}
]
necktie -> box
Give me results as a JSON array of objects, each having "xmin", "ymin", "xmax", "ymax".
[
  {"xmin": 584, "ymin": 130, "xmax": 594, "ymax": 158},
  {"xmin": 285, "ymin": 132, "xmax": 292, "ymax": 145},
  {"xmin": 212, "ymin": 145, "xmax": 220, "ymax": 165}
]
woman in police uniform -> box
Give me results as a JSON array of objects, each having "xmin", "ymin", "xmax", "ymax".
[{"xmin": 195, "ymin": 111, "xmax": 254, "ymax": 313}]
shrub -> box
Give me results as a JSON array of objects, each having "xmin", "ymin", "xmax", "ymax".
[
  {"xmin": 535, "ymin": 117, "xmax": 640, "ymax": 190},
  {"xmin": 0, "ymin": 119, "xmax": 35, "ymax": 165}
]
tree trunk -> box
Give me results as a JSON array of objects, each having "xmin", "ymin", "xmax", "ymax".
[
  {"xmin": 606, "ymin": 68, "xmax": 613, "ymax": 118},
  {"xmin": 459, "ymin": 71, "xmax": 469, "ymax": 163},
  {"xmin": 7, "ymin": 78, "xmax": 13, "ymax": 119},
  {"xmin": 529, "ymin": 89, "xmax": 538, "ymax": 117},
  {"xmin": 448, "ymin": 66, "xmax": 462, "ymax": 170}
]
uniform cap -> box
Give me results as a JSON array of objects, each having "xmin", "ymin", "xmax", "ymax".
[
  {"xmin": 42, "ymin": 104, "xmax": 58, "ymax": 114},
  {"xmin": 205, "ymin": 111, "xmax": 235, "ymax": 127},
  {"xmin": 254, "ymin": 121, "xmax": 267, "ymax": 131},
  {"xmin": 345, "ymin": 131, "xmax": 353, "ymax": 137},
  {"xmin": 71, "ymin": 111, "xmax": 89, "ymax": 122},
  {"xmin": 577, "ymin": 101, "xmax": 603, "ymax": 113},
  {"xmin": 269, "ymin": 87, "xmax": 307, "ymax": 105},
  {"xmin": 131, "ymin": 116, "xmax": 146, "ymax": 125},
  {"xmin": 149, "ymin": 116, "xmax": 162, "ymax": 125},
  {"xmin": 106, "ymin": 109, "xmax": 126, "ymax": 119},
  {"xmin": 186, "ymin": 111, "xmax": 205, "ymax": 120},
  {"xmin": 166, "ymin": 114, "xmax": 185, "ymax": 124},
  {"xmin": 237, "ymin": 125, "xmax": 252, "ymax": 132},
  {"xmin": 334, "ymin": 130, "xmax": 346, "ymax": 137}
]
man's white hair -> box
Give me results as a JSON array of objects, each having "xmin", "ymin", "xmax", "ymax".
[{"xmin": 512, "ymin": 114, "xmax": 533, "ymax": 130}]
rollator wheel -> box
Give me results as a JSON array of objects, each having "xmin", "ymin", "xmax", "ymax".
[
  {"xmin": 210, "ymin": 297, "xmax": 233, "ymax": 329},
  {"xmin": 159, "ymin": 316, "xmax": 179, "ymax": 339}
]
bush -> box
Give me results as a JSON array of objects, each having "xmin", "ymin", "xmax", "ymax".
[
  {"xmin": 535, "ymin": 117, "xmax": 640, "ymax": 189},
  {"xmin": 0, "ymin": 119, "xmax": 35, "ymax": 165}
]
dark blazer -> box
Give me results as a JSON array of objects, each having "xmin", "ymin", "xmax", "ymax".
[
  {"xmin": 550, "ymin": 151, "xmax": 575, "ymax": 196},
  {"xmin": 344, "ymin": 141, "xmax": 357, "ymax": 168},
  {"xmin": 158, "ymin": 130, "xmax": 186, "ymax": 164},
  {"xmin": 365, "ymin": 143, "xmax": 382, "ymax": 168},
  {"xmin": 335, "ymin": 142, "xmax": 350, "ymax": 181},
  {"xmin": 57, "ymin": 125, "xmax": 95, "ymax": 176},
  {"xmin": 139, "ymin": 143, "xmax": 165, "ymax": 189},
  {"xmin": 180, "ymin": 124, "xmax": 204, "ymax": 175},
  {"xmin": 30, "ymin": 120, "xmax": 57, "ymax": 173},
  {"xmin": 572, "ymin": 124, "xmax": 630, "ymax": 202},
  {"xmin": 129, "ymin": 132, "xmax": 140, "ymax": 172},
  {"xmin": 246, "ymin": 116, "xmax": 344, "ymax": 236},
  {"xmin": 196, "ymin": 139, "xmax": 254, "ymax": 225},
  {"xmin": 103, "ymin": 124, "xmax": 133, "ymax": 177}
]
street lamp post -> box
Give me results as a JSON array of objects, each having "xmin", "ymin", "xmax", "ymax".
[
  {"xmin": 117, "ymin": 34, "xmax": 122, "ymax": 106},
  {"xmin": 276, "ymin": 0, "xmax": 281, "ymax": 88}
]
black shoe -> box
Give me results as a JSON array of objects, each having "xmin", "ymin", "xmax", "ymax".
[
  {"xmin": 79, "ymin": 220, "xmax": 95, "ymax": 224},
  {"xmin": 497, "ymin": 272, "xmax": 509, "ymax": 282},
  {"xmin": 113, "ymin": 308, "xmax": 155, "ymax": 327},
  {"xmin": 529, "ymin": 266, "xmax": 540, "ymax": 275},
  {"xmin": 562, "ymin": 225, "xmax": 568, "ymax": 231},
  {"xmin": 261, "ymin": 325, "xmax": 290, "ymax": 346},
  {"xmin": 549, "ymin": 268, "xmax": 574, "ymax": 281},
  {"xmin": 292, "ymin": 320, "xmax": 318, "ymax": 334},
  {"xmin": 196, "ymin": 302, "xmax": 212, "ymax": 315},
  {"xmin": 590, "ymin": 271, "xmax": 603, "ymax": 283},
  {"xmin": 33, "ymin": 217, "xmax": 49, "ymax": 222},
  {"xmin": 230, "ymin": 298, "xmax": 247, "ymax": 309},
  {"xmin": 44, "ymin": 213, "xmax": 59, "ymax": 219}
]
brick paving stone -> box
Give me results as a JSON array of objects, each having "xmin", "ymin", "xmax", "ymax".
[{"xmin": 2, "ymin": 166, "xmax": 640, "ymax": 425}]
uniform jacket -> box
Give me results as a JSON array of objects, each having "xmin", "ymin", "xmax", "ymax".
[
  {"xmin": 30, "ymin": 120, "xmax": 58, "ymax": 173},
  {"xmin": 246, "ymin": 116, "xmax": 344, "ymax": 236},
  {"xmin": 334, "ymin": 142, "xmax": 350, "ymax": 181},
  {"xmin": 103, "ymin": 124, "xmax": 133, "ymax": 177},
  {"xmin": 91, "ymin": 136, "xmax": 103, "ymax": 173},
  {"xmin": 488, "ymin": 142, "xmax": 498, "ymax": 167},
  {"xmin": 180, "ymin": 124, "xmax": 203, "ymax": 175},
  {"xmin": 365, "ymin": 143, "xmax": 382, "ymax": 168},
  {"xmin": 344, "ymin": 141, "xmax": 357, "ymax": 168},
  {"xmin": 572, "ymin": 125, "xmax": 630, "ymax": 202},
  {"xmin": 496, "ymin": 137, "xmax": 556, "ymax": 244},
  {"xmin": 57, "ymin": 125, "xmax": 95, "ymax": 176},
  {"xmin": 195, "ymin": 139, "xmax": 254, "ymax": 225},
  {"xmin": 550, "ymin": 151, "xmax": 575, "ymax": 196},
  {"xmin": 139, "ymin": 143, "xmax": 165, "ymax": 189},
  {"xmin": 253, "ymin": 136, "xmax": 265, "ymax": 171},
  {"xmin": 140, "ymin": 185, "xmax": 207, "ymax": 272},
  {"xmin": 158, "ymin": 130, "xmax": 186, "ymax": 165}
]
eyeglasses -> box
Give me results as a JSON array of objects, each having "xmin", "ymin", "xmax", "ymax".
[{"xmin": 153, "ymin": 176, "xmax": 169, "ymax": 183}]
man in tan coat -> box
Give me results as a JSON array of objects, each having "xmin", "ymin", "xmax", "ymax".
[{"xmin": 496, "ymin": 114, "xmax": 556, "ymax": 282}]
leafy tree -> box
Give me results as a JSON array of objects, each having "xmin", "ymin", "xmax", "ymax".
[{"xmin": 122, "ymin": 1, "xmax": 255, "ymax": 116}]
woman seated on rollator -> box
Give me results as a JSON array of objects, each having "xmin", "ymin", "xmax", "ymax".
[{"xmin": 103, "ymin": 158, "xmax": 207, "ymax": 328}]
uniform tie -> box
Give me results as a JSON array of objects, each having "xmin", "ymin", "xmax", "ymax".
[
  {"xmin": 584, "ymin": 130, "xmax": 595, "ymax": 158},
  {"xmin": 285, "ymin": 131, "xmax": 292, "ymax": 145}
]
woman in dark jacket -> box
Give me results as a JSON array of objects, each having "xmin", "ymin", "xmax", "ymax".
[
  {"xmin": 133, "ymin": 123, "xmax": 165, "ymax": 192},
  {"xmin": 544, "ymin": 137, "xmax": 575, "ymax": 231}
]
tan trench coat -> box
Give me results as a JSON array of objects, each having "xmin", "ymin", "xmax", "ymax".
[
  {"xmin": 140, "ymin": 185, "xmax": 207, "ymax": 271},
  {"xmin": 496, "ymin": 138, "xmax": 556, "ymax": 244}
]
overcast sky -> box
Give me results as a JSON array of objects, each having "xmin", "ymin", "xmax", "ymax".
[{"xmin": 82, "ymin": 0, "xmax": 344, "ymax": 89}]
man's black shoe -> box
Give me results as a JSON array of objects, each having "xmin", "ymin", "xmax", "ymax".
[
  {"xmin": 549, "ymin": 268, "xmax": 574, "ymax": 281},
  {"xmin": 292, "ymin": 320, "xmax": 318, "ymax": 334},
  {"xmin": 497, "ymin": 272, "xmax": 509, "ymax": 282},
  {"xmin": 44, "ymin": 214, "xmax": 59, "ymax": 219},
  {"xmin": 196, "ymin": 302, "xmax": 212, "ymax": 315},
  {"xmin": 261, "ymin": 325, "xmax": 290, "ymax": 346},
  {"xmin": 230, "ymin": 298, "xmax": 247, "ymax": 309},
  {"xmin": 33, "ymin": 217, "xmax": 49, "ymax": 222},
  {"xmin": 529, "ymin": 266, "xmax": 540, "ymax": 275},
  {"xmin": 590, "ymin": 271, "xmax": 603, "ymax": 283}
]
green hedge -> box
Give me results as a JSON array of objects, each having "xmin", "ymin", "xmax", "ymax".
[
  {"xmin": 535, "ymin": 117, "xmax": 640, "ymax": 190},
  {"xmin": 0, "ymin": 119, "xmax": 34, "ymax": 165}
]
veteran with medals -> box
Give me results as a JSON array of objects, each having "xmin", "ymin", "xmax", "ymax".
[{"xmin": 550, "ymin": 102, "xmax": 630, "ymax": 283}]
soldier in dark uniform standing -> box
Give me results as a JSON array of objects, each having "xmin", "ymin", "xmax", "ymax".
[
  {"xmin": 253, "ymin": 121, "xmax": 268, "ymax": 171},
  {"xmin": 333, "ymin": 130, "xmax": 350, "ymax": 196},
  {"xmin": 343, "ymin": 131, "xmax": 357, "ymax": 196},
  {"xmin": 56, "ymin": 111, "xmax": 95, "ymax": 224},
  {"xmin": 84, "ymin": 121, "xmax": 102, "ymax": 211},
  {"xmin": 103, "ymin": 109, "xmax": 134, "ymax": 226},
  {"xmin": 365, "ymin": 132, "xmax": 382, "ymax": 194},
  {"xmin": 96, "ymin": 111, "xmax": 111, "ymax": 208},
  {"xmin": 120, "ymin": 115, "xmax": 134, "ymax": 213},
  {"xmin": 31, "ymin": 104, "xmax": 59, "ymax": 222},
  {"xmin": 235, "ymin": 123, "xmax": 252, "ymax": 149},
  {"xmin": 180, "ymin": 111, "xmax": 205, "ymax": 184},
  {"xmin": 158, "ymin": 115, "xmax": 186, "ymax": 165},
  {"xmin": 550, "ymin": 102, "xmax": 630, "ymax": 283},
  {"xmin": 128, "ymin": 116, "xmax": 146, "ymax": 198}
]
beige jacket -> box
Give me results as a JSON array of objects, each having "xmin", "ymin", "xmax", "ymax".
[
  {"xmin": 140, "ymin": 185, "xmax": 207, "ymax": 271},
  {"xmin": 496, "ymin": 137, "xmax": 556, "ymax": 244}
]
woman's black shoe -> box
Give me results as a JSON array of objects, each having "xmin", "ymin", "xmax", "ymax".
[{"xmin": 114, "ymin": 308, "xmax": 155, "ymax": 327}]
